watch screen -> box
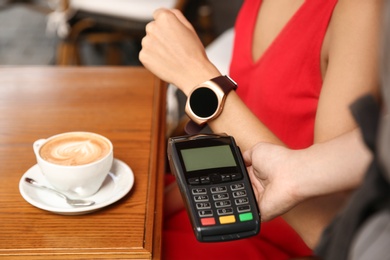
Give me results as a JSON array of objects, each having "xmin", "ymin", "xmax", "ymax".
[
  {"xmin": 189, "ymin": 87, "xmax": 218, "ymax": 117},
  {"xmin": 180, "ymin": 145, "xmax": 236, "ymax": 172}
]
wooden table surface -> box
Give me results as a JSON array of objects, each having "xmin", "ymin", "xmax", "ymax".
[{"xmin": 0, "ymin": 67, "xmax": 166, "ymax": 259}]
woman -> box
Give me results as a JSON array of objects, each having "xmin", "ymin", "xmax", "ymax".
[{"xmin": 139, "ymin": 0, "xmax": 381, "ymax": 258}]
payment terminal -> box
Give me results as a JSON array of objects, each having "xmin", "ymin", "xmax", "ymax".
[{"xmin": 167, "ymin": 133, "xmax": 260, "ymax": 242}]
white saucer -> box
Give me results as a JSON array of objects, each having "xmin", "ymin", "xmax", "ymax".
[{"xmin": 19, "ymin": 159, "xmax": 134, "ymax": 215}]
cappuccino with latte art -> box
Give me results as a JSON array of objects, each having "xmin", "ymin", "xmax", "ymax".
[
  {"xmin": 39, "ymin": 133, "xmax": 111, "ymax": 166},
  {"xmin": 33, "ymin": 132, "xmax": 113, "ymax": 198}
]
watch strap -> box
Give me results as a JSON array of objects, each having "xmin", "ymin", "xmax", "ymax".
[
  {"xmin": 210, "ymin": 75, "xmax": 237, "ymax": 94},
  {"xmin": 185, "ymin": 119, "xmax": 205, "ymax": 135}
]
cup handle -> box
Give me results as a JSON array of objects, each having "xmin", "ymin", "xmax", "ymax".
[{"xmin": 33, "ymin": 139, "xmax": 46, "ymax": 156}]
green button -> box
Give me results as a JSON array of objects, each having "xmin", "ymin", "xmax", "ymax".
[{"xmin": 239, "ymin": 212, "xmax": 253, "ymax": 222}]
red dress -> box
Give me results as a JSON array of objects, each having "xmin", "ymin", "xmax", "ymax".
[
  {"xmin": 163, "ymin": 0, "xmax": 338, "ymax": 258},
  {"xmin": 232, "ymin": 0, "xmax": 338, "ymax": 149}
]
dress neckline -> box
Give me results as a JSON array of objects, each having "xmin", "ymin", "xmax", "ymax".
[{"xmin": 249, "ymin": 0, "xmax": 308, "ymax": 65}]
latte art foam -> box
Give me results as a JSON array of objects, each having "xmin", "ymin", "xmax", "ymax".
[
  {"xmin": 39, "ymin": 133, "xmax": 111, "ymax": 166},
  {"xmin": 49, "ymin": 140, "xmax": 104, "ymax": 165}
]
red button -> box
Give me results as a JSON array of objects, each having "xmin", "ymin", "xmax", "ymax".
[{"xmin": 201, "ymin": 217, "xmax": 216, "ymax": 226}]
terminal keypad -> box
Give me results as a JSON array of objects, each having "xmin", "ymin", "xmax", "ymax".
[{"xmin": 191, "ymin": 182, "xmax": 254, "ymax": 226}]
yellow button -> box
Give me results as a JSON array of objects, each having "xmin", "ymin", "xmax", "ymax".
[{"xmin": 219, "ymin": 215, "xmax": 236, "ymax": 224}]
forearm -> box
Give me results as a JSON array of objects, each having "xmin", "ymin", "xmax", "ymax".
[
  {"xmin": 208, "ymin": 92, "xmax": 283, "ymax": 151},
  {"xmin": 283, "ymin": 129, "xmax": 372, "ymax": 248},
  {"xmin": 296, "ymin": 128, "xmax": 372, "ymax": 199}
]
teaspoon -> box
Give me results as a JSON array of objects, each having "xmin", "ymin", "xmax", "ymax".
[{"xmin": 24, "ymin": 177, "xmax": 95, "ymax": 207}]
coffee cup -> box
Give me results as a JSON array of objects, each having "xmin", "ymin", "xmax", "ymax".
[{"xmin": 33, "ymin": 132, "xmax": 113, "ymax": 198}]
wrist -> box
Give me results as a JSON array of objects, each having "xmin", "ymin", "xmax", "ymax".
[
  {"xmin": 287, "ymin": 148, "xmax": 316, "ymax": 203},
  {"xmin": 178, "ymin": 65, "xmax": 222, "ymax": 96}
]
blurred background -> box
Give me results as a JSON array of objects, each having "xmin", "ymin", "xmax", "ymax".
[{"xmin": 0, "ymin": 0, "xmax": 243, "ymax": 66}]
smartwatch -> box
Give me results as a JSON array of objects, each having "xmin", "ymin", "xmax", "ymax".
[{"xmin": 185, "ymin": 75, "xmax": 237, "ymax": 133}]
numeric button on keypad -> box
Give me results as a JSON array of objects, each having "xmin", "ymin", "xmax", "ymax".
[
  {"xmin": 231, "ymin": 183, "xmax": 245, "ymax": 190},
  {"xmin": 212, "ymin": 193, "xmax": 229, "ymax": 201},
  {"xmin": 192, "ymin": 188, "xmax": 207, "ymax": 195},
  {"xmin": 194, "ymin": 195, "xmax": 209, "ymax": 202},
  {"xmin": 217, "ymin": 207, "xmax": 234, "ymax": 216},
  {"xmin": 215, "ymin": 200, "xmax": 231, "ymax": 208},
  {"xmin": 196, "ymin": 202, "xmax": 211, "ymax": 210},
  {"xmin": 211, "ymin": 186, "xmax": 227, "ymax": 193},
  {"xmin": 235, "ymin": 197, "xmax": 249, "ymax": 205},
  {"xmin": 233, "ymin": 190, "xmax": 247, "ymax": 198}
]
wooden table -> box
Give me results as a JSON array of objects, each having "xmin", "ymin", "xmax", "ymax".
[{"xmin": 0, "ymin": 67, "xmax": 166, "ymax": 259}]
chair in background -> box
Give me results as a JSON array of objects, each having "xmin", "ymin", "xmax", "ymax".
[
  {"xmin": 47, "ymin": 0, "xmax": 215, "ymax": 66},
  {"xmin": 48, "ymin": 0, "xmax": 186, "ymax": 65}
]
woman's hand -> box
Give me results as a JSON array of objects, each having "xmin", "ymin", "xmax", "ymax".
[
  {"xmin": 243, "ymin": 143, "xmax": 304, "ymax": 222},
  {"xmin": 243, "ymin": 129, "xmax": 371, "ymax": 222},
  {"xmin": 139, "ymin": 8, "xmax": 221, "ymax": 95}
]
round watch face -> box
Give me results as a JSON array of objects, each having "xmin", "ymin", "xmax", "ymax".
[{"xmin": 189, "ymin": 87, "xmax": 218, "ymax": 118}]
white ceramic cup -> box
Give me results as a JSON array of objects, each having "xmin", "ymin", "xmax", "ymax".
[{"xmin": 33, "ymin": 132, "xmax": 114, "ymax": 198}]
